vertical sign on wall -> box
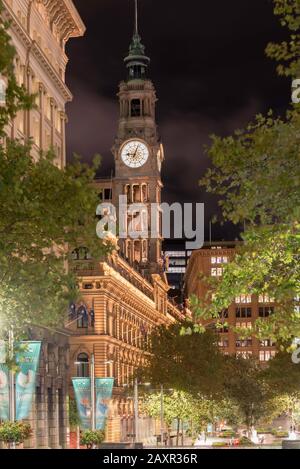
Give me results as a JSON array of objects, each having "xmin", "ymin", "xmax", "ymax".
[
  {"xmin": 95, "ymin": 378, "xmax": 114, "ymax": 430},
  {"xmin": 15, "ymin": 341, "xmax": 41, "ymax": 421},
  {"xmin": 72, "ymin": 378, "xmax": 91, "ymax": 430},
  {"xmin": 0, "ymin": 341, "xmax": 9, "ymax": 421}
]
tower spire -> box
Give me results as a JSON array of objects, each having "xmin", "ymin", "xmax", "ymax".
[
  {"xmin": 134, "ymin": 0, "xmax": 138, "ymax": 36},
  {"xmin": 124, "ymin": 0, "xmax": 150, "ymax": 81}
]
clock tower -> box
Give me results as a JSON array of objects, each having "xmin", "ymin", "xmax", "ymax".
[{"xmin": 112, "ymin": 0, "xmax": 164, "ymax": 275}]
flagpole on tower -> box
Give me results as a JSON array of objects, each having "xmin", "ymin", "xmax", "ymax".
[{"xmin": 134, "ymin": 0, "xmax": 138, "ymax": 35}]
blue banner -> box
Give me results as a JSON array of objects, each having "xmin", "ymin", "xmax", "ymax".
[
  {"xmin": 95, "ymin": 378, "xmax": 114, "ymax": 430},
  {"xmin": 72, "ymin": 378, "xmax": 91, "ymax": 430},
  {"xmin": 15, "ymin": 341, "xmax": 41, "ymax": 421},
  {"xmin": 0, "ymin": 349, "xmax": 9, "ymax": 420}
]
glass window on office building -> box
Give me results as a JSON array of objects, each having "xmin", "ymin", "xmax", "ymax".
[
  {"xmin": 259, "ymin": 350, "xmax": 276, "ymax": 362},
  {"xmin": 211, "ymin": 267, "xmax": 223, "ymax": 277},
  {"xmin": 235, "ymin": 294, "xmax": 252, "ymax": 304},
  {"xmin": 236, "ymin": 351, "xmax": 253, "ymax": 359},
  {"xmin": 258, "ymin": 294, "xmax": 275, "ymax": 303},
  {"xmin": 236, "ymin": 307, "xmax": 252, "ymax": 318},
  {"xmin": 259, "ymin": 306, "xmax": 274, "ymax": 318},
  {"xmin": 236, "ymin": 321, "xmax": 252, "ymax": 330}
]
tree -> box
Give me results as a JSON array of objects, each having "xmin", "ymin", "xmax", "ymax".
[
  {"xmin": 80, "ymin": 430, "xmax": 105, "ymax": 450},
  {"xmin": 266, "ymin": 0, "xmax": 300, "ymax": 78},
  {"xmin": 142, "ymin": 390, "xmax": 240, "ymax": 444},
  {"xmin": 0, "ymin": 4, "xmax": 110, "ymax": 337},
  {"xmin": 224, "ymin": 358, "xmax": 271, "ymax": 432},
  {"xmin": 69, "ymin": 397, "xmax": 81, "ymax": 430},
  {"xmin": 139, "ymin": 321, "xmax": 226, "ymax": 397},
  {"xmin": 192, "ymin": 0, "xmax": 300, "ymax": 342},
  {"xmin": 263, "ymin": 351, "xmax": 300, "ymax": 428},
  {"xmin": 141, "ymin": 390, "xmax": 200, "ymax": 445},
  {"xmin": 0, "ymin": 422, "xmax": 32, "ymax": 448}
]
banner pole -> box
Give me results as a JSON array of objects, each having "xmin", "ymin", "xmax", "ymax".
[
  {"xmin": 8, "ymin": 328, "xmax": 15, "ymax": 449},
  {"xmin": 91, "ymin": 354, "xmax": 96, "ymax": 431},
  {"xmin": 134, "ymin": 378, "xmax": 139, "ymax": 444},
  {"xmin": 160, "ymin": 384, "xmax": 164, "ymax": 447}
]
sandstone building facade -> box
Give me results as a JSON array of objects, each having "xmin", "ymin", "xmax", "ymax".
[
  {"xmin": 67, "ymin": 5, "xmax": 187, "ymax": 443},
  {"xmin": 1, "ymin": 0, "xmax": 85, "ymax": 448}
]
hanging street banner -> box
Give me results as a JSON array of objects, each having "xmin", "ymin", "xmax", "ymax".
[
  {"xmin": 72, "ymin": 378, "xmax": 91, "ymax": 430},
  {"xmin": 0, "ymin": 341, "xmax": 9, "ymax": 421},
  {"xmin": 15, "ymin": 341, "xmax": 41, "ymax": 421},
  {"xmin": 95, "ymin": 378, "xmax": 114, "ymax": 430}
]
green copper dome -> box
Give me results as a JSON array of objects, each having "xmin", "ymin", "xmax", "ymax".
[
  {"xmin": 124, "ymin": 1, "xmax": 150, "ymax": 81},
  {"xmin": 124, "ymin": 33, "xmax": 150, "ymax": 81}
]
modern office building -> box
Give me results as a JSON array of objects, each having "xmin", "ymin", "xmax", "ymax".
[
  {"xmin": 185, "ymin": 242, "xmax": 277, "ymax": 362},
  {"xmin": 163, "ymin": 239, "xmax": 193, "ymax": 305}
]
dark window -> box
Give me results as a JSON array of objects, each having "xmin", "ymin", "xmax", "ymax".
[
  {"xmin": 218, "ymin": 339, "xmax": 229, "ymax": 347},
  {"xmin": 76, "ymin": 353, "xmax": 89, "ymax": 377},
  {"xmin": 236, "ymin": 307, "xmax": 252, "ymax": 318},
  {"xmin": 131, "ymin": 99, "xmax": 141, "ymax": 117},
  {"xmin": 259, "ymin": 307, "xmax": 274, "ymax": 318},
  {"xmin": 260, "ymin": 339, "xmax": 276, "ymax": 347},
  {"xmin": 104, "ymin": 188, "xmax": 112, "ymax": 200},
  {"xmin": 72, "ymin": 247, "xmax": 91, "ymax": 261},
  {"xmin": 236, "ymin": 339, "xmax": 253, "ymax": 348},
  {"xmin": 77, "ymin": 305, "xmax": 89, "ymax": 328},
  {"xmin": 216, "ymin": 325, "xmax": 229, "ymax": 333},
  {"xmin": 219, "ymin": 309, "xmax": 229, "ymax": 319}
]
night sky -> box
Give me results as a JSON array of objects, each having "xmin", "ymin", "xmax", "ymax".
[{"xmin": 66, "ymin": 0, "xmax": 290, "ymax": 241}]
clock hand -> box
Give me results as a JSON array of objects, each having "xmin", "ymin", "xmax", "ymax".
[{"xmin": 133, "ymin": 144, "xmax": 140, "ymax": 158}]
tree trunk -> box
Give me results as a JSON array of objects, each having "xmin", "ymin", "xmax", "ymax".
[{"xmin": 176, "ymin": 419, "xmax": 180, "ymax": 446}]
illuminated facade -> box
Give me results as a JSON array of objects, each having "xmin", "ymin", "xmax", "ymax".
[
  {"xmin": 185, "ymin": 242, "xmax": 277, "ymax": 361},
  {"xmin": 2, "ymin": 0, "xmax": 85, "ymax": 166},
  {"xmin": 1, "ymin": 0, "xmax": 85, "ymax": 449},
  {"xmin": 69, "ymin": 253, "xmax": 186, "ymax": 442}
]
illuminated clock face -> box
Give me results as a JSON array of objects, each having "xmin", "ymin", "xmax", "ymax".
[{"xmin": 120, "ymin": 140, "xmax": 149, "ymax": 168}]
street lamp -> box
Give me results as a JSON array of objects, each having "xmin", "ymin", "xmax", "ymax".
[
  {"xmin": 134, "ymin": 379, "xmax": 151, "ymax": 443},
  {"xmin": 159, "ymin": 386, "xmax": 173, "ymax": 447},
  {"xmin": 74, "ymin": 356, "xmax": 113, "ymax": 431},
  {"xmin": 123, "ymin": 380, "xmax": 151, "ymax": 444}
]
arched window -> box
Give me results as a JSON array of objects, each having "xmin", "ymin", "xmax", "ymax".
[
  {"xmin": 76, "ymin": 353, "xmax": 89, "ymax": 377},
  {"xmin": 131, "ymin": 99, "xmax": 141, "ymax": 117},
  {"xmin": 77, "ymin": 304, "xmax": 89, "ymax": 328},
  {"xmin": 71, "ymin": 247, "xmax": 91, "ymax": 261},
  {"xmin": 142, "ymin": 240, "xmax": 148, "ymax": 262}
]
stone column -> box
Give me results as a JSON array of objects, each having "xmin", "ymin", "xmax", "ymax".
[
  {"xmin": 47, "ymin": 387, "xmax": 60, "ymax": 448},
  {"xmin": 60, "ymin": 111, "xmax": 67, "ymax": 168},
  {"xmin": 36, "ymin": 383, "xmax": 49, "ymax": 449},
  {"xmin": 23, "ymin": 393, "xmax": 37, "ymax": 449}
]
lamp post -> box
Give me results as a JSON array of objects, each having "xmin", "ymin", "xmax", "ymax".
[
  {"xmin": 134, "ymin": 378, "xmax": 139, "ymax": 443},
  {"xmin": 8, "ymin": 329, "xmax": 15, "ymax": 449},
  {"xmin": 91, "ymin": 354, "xmax": 96, "ymax": 431},
  {"xmin": 8, "ymin": 329, "xmax": 15, "ymax": 423},
  {"xmin": 124, "ymin": 380, "xmax": 150, "ymax": 444},
  {"xmin": 160, "ymin": 384, "xmax": 164, "ymax": 447}
]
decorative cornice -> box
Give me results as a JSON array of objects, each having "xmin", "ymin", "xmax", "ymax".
[
  {"xmin": 2, "ymin": 6, "xmax": 73, "ymax": 102},
  {"xmin": 42, "ymin": 0, "xmax": 86, "ymax": 40}
]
